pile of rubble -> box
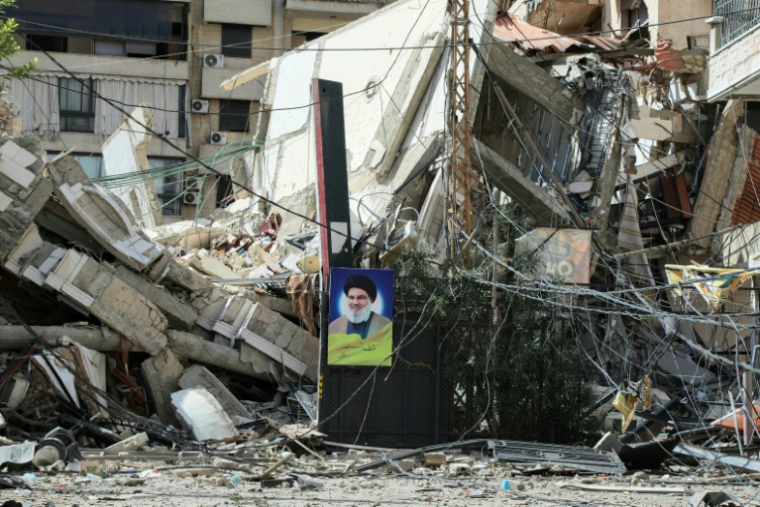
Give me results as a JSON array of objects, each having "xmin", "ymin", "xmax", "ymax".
[
  {"xmin": 2, "ymin": 430, "xmax": 760, "ymax": 506},
  {"xmin": 0, "ymin": 132, "xmax": 321, "ymax": 474}
]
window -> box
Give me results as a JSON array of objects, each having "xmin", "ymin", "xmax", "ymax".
[
  {"xmin": 178, "ymin": 85, "xmax": 186, "ymax": 138},
  {"xmin": 622, "ymin": 0, "xmax": 649, "ymax": 38},
  {"xmin": 59, "ymin": 78, "xmax": 95, "ymax": 132},
  {"xmin": 219, "ymin": 100, "xmax": 250, "ymax": 132},
  {"xmin": 221, "ymin": 24, "xmax": 251, "ymax": 58},
  {"xmin": 125, "ymin": 41, "xmax": 157, "ymax": 57},
  {"xmin": 216, "ymin": 175, "xmax": 234, "ymax": 207},
  {"xmin": 746, "ymin": 102, "xmax": 760, "ymax": 135},
  {"xmin": 149, "ymin": 158, "xmax": 184, "ymax": 216},
  {"xmin": 26, "ymin": 34, "xmax": 67, "ymax": 52},
  {"xmin": 94, "ymin": 40, "xmax": 125, "ymax": 56},
  {"xmin": 290, "ymin": 31, "xmax": 327, "ymax": 48},
  {"xmin": 72, "ymin": 154, "xmax": 105, "ymax": 179}
]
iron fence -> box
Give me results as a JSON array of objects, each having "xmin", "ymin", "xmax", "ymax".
[{"xmin": 715, "ymin": 0, "xmax": 760, "ymax": 46}]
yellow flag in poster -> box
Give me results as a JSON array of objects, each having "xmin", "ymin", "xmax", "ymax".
[{"xmin": 665, "ymin": 265, "xmax": 753, "ymax": 311}]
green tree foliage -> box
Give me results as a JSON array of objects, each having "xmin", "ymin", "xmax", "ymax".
[
  {"xmin": 0, "ymin": 0, "xmax": 36, "ymax": 93},
  {"xmin": 392, "ymin": 206, "xmax": 594, "ymax": 444}
]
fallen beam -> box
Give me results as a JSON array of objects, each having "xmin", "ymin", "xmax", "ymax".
[
  {"xmin": 168, "ymin": 330, "xmax": 286, "ymax": 381},
  {"xmin": 675, "ymin": 444, "xmax": 760, "ymax": 473},
  {"xmin": 473, "ymin": 138, "xmax": 567, "ymax": 225},
  {"xmin": 559, "ymin": 482, "xmax": 686, "ymax": 494},
  {"xmin": 0, "ymin": 325, "xmax": 310, "ymax": 383},
  {"xmin": 220, "ymin": 61, "xmax": 269, "ymax": 91},
  {"xmin": 482, "ymin": 32, "xmax": 580, "ymax": 124},
  {"xmin": 0, "ymin": 326, "xmax": 138, "ymax": 352},
  {"xmin": 634, "ymin": 150, "xmax": 687, "ymax": 180}
]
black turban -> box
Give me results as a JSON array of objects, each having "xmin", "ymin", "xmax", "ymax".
[{"xmin": 343, "ymin": 274, "xmax": 377, "ymax": 301}]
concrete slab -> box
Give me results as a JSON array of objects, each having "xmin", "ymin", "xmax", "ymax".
[
  {"xmin": 48, "ymin": 155, "xmax": 163, "ymax": 271},
  {"xmin": 473, "ymin": 138, "xmax": 567, "ymax": 224},
  {"xmin": 102, "ymin": 106, "xmax": 162, "ymax": 229}
]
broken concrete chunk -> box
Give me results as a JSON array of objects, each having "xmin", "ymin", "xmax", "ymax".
[
  {"xmin": 449, "ymin": 463, "xmax": 472, "ymax": 475},
  {"xmin": 102, "ymin": 106, "xmax": 162, "ymax": 229},
  {"xmin": 423, "ymin": 453, "xmax": 447, "ymax": 467},
  {"xmin": 104, "ymin": 432, "xmax": 149, "ymax": 453},
  {"xmin": 0, "ymin": 174, "xmax": 53, "ymax": 263},
  {"xmin": 47, "ymin": 155, "xmax": 163, "ymax": 270},
  {"xmin": 115, "ymin": 265, "xmax": 197, "ymax": 331},
  {"xmin": 142, "ymin": 350, "xmax": 184, "ymax": 426},
  {"xmin": 190, "ymin": 253, "xmax": 240, "ymax": 279},
  {"xmin": 689, "ymin": 491, "xmax": 738, "ymax": 507},
  {"xmin": 195, "ymin": 297, "xmax": 317, "ymax": 379},
  {"xmin": 148, "ymin": 251, "xmax": 212, "ymax": 292},
  {"xmin": 171, "ymin": 387, "xmax": 239, "ymax": 442}
]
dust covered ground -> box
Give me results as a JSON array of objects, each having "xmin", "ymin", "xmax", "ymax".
[{"xmin": 3, "ymin": 458, "xmax": 757, "ymax": 507}]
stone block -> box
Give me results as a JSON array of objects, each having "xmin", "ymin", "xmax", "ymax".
[
  {"xmin": 76, "ymin": 258, "xmax": 169, "ymax": 355},
  {"xmin": 142, "ymin": 349, "xmax": 184, "ymax": 426},
  {"xmin": 115, "ymin": 265, "xmax": 197, "ymax": 330}
]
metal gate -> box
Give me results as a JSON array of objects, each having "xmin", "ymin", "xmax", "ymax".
[{"xmin": 320, "ymin": 315, "xmax": 471, "ymax": 448}]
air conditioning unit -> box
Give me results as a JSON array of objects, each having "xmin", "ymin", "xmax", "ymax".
[
  {"xmin": 183, "ymin": 191, "xmax": 200, "ymax": 205},
  {"xmin": 210, "ymin": 131, "xmax": 227, "ymax": 145},
  {"xmin": 191, "ymin": 99, "xmax": 209, "ymax": 114},
  {"xmin": 185, "ymin": 176, "xmax": 202, "ymax": 192},
  {"xmin": 379, "ymin": 221, "xmax": 417, "ymax": 264},
  {"xmin": 204, "ymin": 54, "xmax": 225, "ymax": 68}
]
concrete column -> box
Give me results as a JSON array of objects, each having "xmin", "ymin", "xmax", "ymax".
[
  {"xmin": 706, "ymin": 16, "xmax": 724, "ymax": 54},
  {"xmin": 141, "ymin": 349, "xmax": 184, "ymax": 426},
  {"xmin": 273, "ymin": 0, "xmax": 286, "ymax": 56},
  {"xmin": 603, "ymin": 0, "xmax": 624, "ymax": 36}
]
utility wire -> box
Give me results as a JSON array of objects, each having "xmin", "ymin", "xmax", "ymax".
[{"xmin": 6, "ymin": 6, "xmax": 757, "ymax": 53}]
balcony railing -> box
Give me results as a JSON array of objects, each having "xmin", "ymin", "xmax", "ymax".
[{"xmin": 715, "ymin": 0, "xmax": 760, "ymax": 45}]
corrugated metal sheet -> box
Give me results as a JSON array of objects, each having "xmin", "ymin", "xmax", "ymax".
[
  {"xmin": 492, "ymin": 14, "xmax": 622, "ymax": 54},
  {"xmin": 731, "ymin": 132, "xmax": 760, "ymax": 226},
  {"xmin": 579, "ymin": 35, "xmax": 621, "ymax": 51},
  {"xmin": 654, "ymin": 39, "xmax": 686, "ymax": 71},
  {"xmin": 493, "ymin": 14, "xmax": 585, "ymax": 53}
]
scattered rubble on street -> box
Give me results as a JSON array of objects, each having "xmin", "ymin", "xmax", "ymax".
[{"xmin": 2, "ymin": 0, "xmax": 760, "ymax": 505}]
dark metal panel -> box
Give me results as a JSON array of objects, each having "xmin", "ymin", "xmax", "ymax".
[
  {"xmin": 489, "ymin": 440, "xmax": 626, "ymax": 474},
  {"xmin": 312, "ymin": 78, "xmax": 353, "ymax": 277},
  {"xmin": 16, "ymin": 0, "xmax": 176, "ymax": 41},
  {"xmin": 320, "ymin": 317, "xmax": 450, "ymax": 448}
]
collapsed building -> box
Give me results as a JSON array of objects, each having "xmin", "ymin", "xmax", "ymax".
[{"xmin": 2, "ymin": 0, "xmax": 760, "ymax": 492}]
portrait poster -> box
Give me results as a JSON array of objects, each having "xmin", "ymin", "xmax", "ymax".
[{"xmin": 327, "ymin": 268, "xmax": 394, "ymax": 366}]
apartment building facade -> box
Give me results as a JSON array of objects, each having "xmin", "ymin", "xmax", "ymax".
[{"xmin": 5, "ymin": 0, "xmax": 386, "ymax": 223}]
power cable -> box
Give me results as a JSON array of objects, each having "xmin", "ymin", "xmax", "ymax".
[
  {"xmin": 20, "ymin": 5, "xmax": 760, "ymax": 459},
  {"xmin": 6, "ymin": 6, "xmax": 759, "ymax": 53},
  {"xmin": 21, "ymin": 33, "xmax": 445, "ymax": 266}
]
